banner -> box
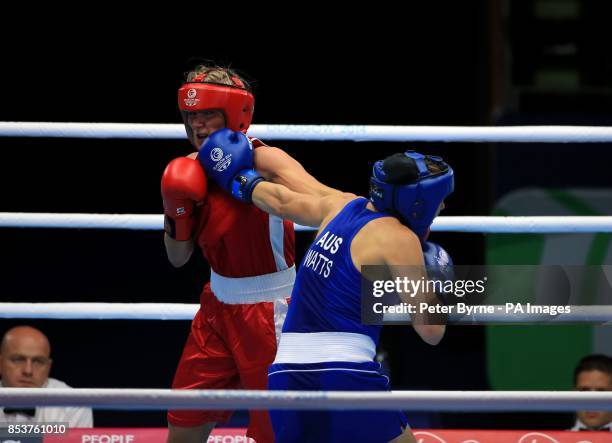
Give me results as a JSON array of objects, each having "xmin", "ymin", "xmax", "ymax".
[{"xmin": 5, "ymin": 428, "xmax": 605, "ymax": 443}]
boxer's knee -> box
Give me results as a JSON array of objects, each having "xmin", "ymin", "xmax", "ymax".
[
  {"xmin": 167, "ymin": 421, "xmax": 215, "ymax": 443},
  {"xmin": 389, "ymin": 426, "xmax": 417, "ymax": 443}
]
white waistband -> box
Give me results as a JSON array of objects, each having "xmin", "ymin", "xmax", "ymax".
[
  {"xmin": 273, "ymin": 332, "xmax": 376, "ymax": 364},
  {"xmin": 210, "ymin": 265, "xmax": 295, "ymax": 304}
]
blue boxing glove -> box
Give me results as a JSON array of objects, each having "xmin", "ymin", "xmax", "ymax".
[
  {"xmin": 422, "ymin": 241, "xmax": 455, "ymax": 305},
  {"xmin": 198, "ymin": 128, "xmax": 264, "ymax": 202}
]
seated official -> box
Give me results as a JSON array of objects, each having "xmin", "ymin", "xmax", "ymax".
[{"xmin": 0, "ymin": 326, "xmax": 93, "ymax": 426}]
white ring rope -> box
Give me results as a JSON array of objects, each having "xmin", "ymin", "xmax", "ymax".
[
  {"xmin": 0, "ymin": 213, "xmax": 162, "ymax": 230},
  {"xmin": 1, "ymin": 303, "xmax": 610, "ymax": 324},
  {"xmin": 0, "ymin": 303, "xmax": 199, "ymax": 320},
  {"xmin": 3, "ymin": 122, "xmax": 612, "ymax": 142},
  {"xmin": 1, "ymin": 388, "xmax": 610, "ymax": 412},
  {"xmin": 1, "ymin": 213, "xmax": 611, "ymax": 233}
]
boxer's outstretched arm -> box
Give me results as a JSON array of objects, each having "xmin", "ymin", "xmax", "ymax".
[
  {"xmin": 251, "ymin": 181, "xmax": 352, "ymax": 228},
  {"xmin": 254, "ymin": 146, "xmax": 341, "ymax": 197}
]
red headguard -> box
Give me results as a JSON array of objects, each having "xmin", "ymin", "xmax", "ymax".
[{"xmin": 178, "ymin": 73, "xmax": 255, "ymax": 143}]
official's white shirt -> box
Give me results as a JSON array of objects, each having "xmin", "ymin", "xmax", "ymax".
[
  {"xmin": 0, "ymin": 378, "xmax": 93, "ymax": 427},
  {"xmin": 570, "ymin": 418, "xmax": 612, "ymax": 431}
]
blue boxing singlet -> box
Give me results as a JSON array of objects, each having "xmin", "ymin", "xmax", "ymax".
[
  {"xmin": 281, "ymin": 197, "xmax": 387, "ymax": 340},
  {"xmin": 268, "ymin": 197, "xmax": 408, "ymax": 443}
]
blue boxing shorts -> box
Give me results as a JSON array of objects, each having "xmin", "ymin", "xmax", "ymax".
[{"xmin": 268, "ymin": 361, "xmax": 408, "ymax": 443}]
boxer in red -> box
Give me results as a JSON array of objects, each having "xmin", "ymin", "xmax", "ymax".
[{"xmin": 162, "ymin": 64, "xmax": 338, "ymax": 443}]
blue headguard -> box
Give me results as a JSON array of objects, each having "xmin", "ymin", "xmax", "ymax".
[{"xmin": 369, "ymin": 150, "xmax": 454, "ymax": 240}]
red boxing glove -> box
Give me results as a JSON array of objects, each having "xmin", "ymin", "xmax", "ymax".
[{"xmin": 161, "ymin": 157, "xmax": 207, "ymax": 240}]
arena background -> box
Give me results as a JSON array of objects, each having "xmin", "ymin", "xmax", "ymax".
[{"xmin": 1, "ymin": 1, "xmax": 611, "ymax": 430}]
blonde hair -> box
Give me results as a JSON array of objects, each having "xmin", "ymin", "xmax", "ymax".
[
  {"xmin": 425, "ymin": 157, "xmax": 445, "ymax": 174},
  {"xmin": 186, "ymin": 64, "xmax": 251, "ymax": 90}
]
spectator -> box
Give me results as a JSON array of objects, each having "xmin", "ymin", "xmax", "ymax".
[
  {"xmin": 0, "ymin": 326, "xmax": 93, "ymax": 427},
  {"xmin": 570, "ymin": 354, "xmax": 612, "ymax": 431}
]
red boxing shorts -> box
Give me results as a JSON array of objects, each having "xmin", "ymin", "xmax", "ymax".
[{"xmin": 168, "ymin": 283, "xmax": 288, "ymax": 443}]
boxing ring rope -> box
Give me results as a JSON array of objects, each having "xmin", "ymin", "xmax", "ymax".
[
  {"xmin": 0, "ymin": 303, "xmax": 197, "ymax": 320},
  {"xmin": 1, "ymin": 388, "xmax": 611, "ymax": 412},
  {"xmin": 1, "ymin": 303, "xmax": 610, "ymax": 324},
  {"xmin": 1, "ymin": 213, "xmax": 611, "ymax": 233},
  {"xmin": 3, "ymin": 121, "xmax": 612, "ymax": 142}
]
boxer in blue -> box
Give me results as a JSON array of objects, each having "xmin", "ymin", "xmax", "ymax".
[{"xmin": 199, "ymin": 129, "xmax": 454, "ymax": 443}]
